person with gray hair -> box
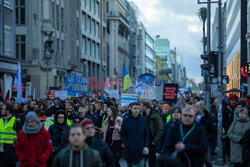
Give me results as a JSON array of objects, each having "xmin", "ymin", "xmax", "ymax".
[
  {"xmin": 228, "ymin": 108, "xmax": 250, "ymax": 167},
  {"xmin": 15, "ymin": 112, "xmax": 52, "ymax": 167},
  {"xmin": 194, "ymin": 101, "xmax": 216, "ymax": 167}
]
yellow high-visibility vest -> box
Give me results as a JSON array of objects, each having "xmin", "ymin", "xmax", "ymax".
[
  {"xmin": 0, "ymin": 116, "xmax": 17, "ymax": 144},
  {"xmin": 44, "ymin": 118, "xmax": 72, "ymax": 128}
]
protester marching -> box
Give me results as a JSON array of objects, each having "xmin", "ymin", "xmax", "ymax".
[
  {"xmin": 0, "ymin": 91, "xmax": 249, "ymax": 167},
  {"xmin": 0, "ymin": 60, "xmax": 250, "ymax": 167}
]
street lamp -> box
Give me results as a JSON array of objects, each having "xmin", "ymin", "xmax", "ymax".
[{"xmin": 44, "ymin": 38, "xmax": 54, "ymax": 97}]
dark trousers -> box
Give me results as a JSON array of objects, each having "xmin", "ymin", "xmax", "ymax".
[
  {"xmin": 110, "ymin": 140, "xmax": 122, "ymax": 167},
  {"xmin": 234, "ymin": 163, "xmax": 242, "ymax": 167},
  {"xmin": 0, "ymin": 144, "xmax": 16, "ymax": 167},
  {"xmin": 148, "ymin": 144, "xmax": 156, "ymax": 167}
]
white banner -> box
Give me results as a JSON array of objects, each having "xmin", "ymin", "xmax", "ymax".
[
  {"xmin": 55, "ymin": 91, "xmax": 68, "ymax": 100},
  {"xmin": 121, "ymin": 94, "xmax": 138, "ymax": 106}
]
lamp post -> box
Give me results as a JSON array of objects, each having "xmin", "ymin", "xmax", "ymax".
[
  {"xmin": 44, "ymin": 36, "xmax": 53, "ymax": 97},
  {"xmin": 198, "ymin": 0, "xmax": 224, "ymax": 165},
  {"xmin": 198, "ymin": 7, "xmax": 208, "ymax": 107}
]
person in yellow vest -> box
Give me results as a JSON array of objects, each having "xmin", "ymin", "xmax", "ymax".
[
  {"xmin": 161, "ymin": 104, "xmax": 172, "ymax": 123},
  {"xmin": 44, "ymin": 114, "xmax": 72, "ymax": 130},
  {"xmin": 0, "ymin": 103, "xmax": 22, "ymax": 167}
]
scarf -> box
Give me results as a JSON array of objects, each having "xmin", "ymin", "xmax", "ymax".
[{"xmin": 22, "ymin": 120, "xmax": 42, "ymax": 134}]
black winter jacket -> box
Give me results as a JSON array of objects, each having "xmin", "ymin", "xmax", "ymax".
[
  {"xmin": 156, "ymin": 120, "xmax": 178, "ymax": 153},
  {"xmin": 197, "ymin": 110, "xmax": 217, "ymax": 144},
  {"xmin": 164, "ymin": 122, "xmax": 208, "ymax": 167},
  {"xmin": 48, "ymin": 111, "xmax": 69, "ymax": 153},
  {"xmin": 120, "ymin": 113, "xmax": 150, "ymax": 163},
  {"xmin": 85, "ymin": 136, "xmax": 114, "ymax": 167},
  {"xmin": 243, "ymin": 129, "xmax": 250, "ymax": 165}
]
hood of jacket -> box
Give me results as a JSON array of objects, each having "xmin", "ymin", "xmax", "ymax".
[{"xmin": 54, "ymin": 110, "xmax": 68, "ymax": 125}]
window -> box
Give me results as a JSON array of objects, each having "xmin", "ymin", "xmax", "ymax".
[
  {"xmin": 88, "ymin": 17, "xmax": 91, "ymax": 34},
  {"xmin": 87, "ymin": 0, "xmax": 92, "ymax": 11},
  {"xmin": 91, "ymin": 20, "xmax": 95, "ymax": 36},
  {"xmin": 16, "ymin": 35, "xmax": 26, "ymax": 60},
  {"xmin": 81, "ymin": 0, "xmax": 85, "ymax": 6},
  {"xmin": 81, "ymin": 13, "xmax": 86, "ymax": 32},
  {"xmin": 91, "ymin": 0, "xmax": 95, "ymax": 13},
  {"xmin": 52, "ymin": 2, "xmax": 55, "ymax": 27},
  {"xmin": 96, "ymin": 44, "xmax": 99, "ymax": 58},
  {"xmin": 56, "ymin": 5, "xmax": 59, "ymax": 30},
  {"xmin": 86, "ymin": 0, "xmax": 89, "ymax": 9},
  {"xmin": 57, "ymin": 39, "xmax": 60, "ymax": 52},
  {"xmin": 87, "ymin": 39, "xmax": 90, "ymax": 55},
  {"xmin": 96, "ymin": 23, "xmax": 99, "ymax": 38},
  {"xmin": 54, "ymin": 76, "xmax": 58, "ymax": 87},
  {"xmin": 61, "ymin": 8, "xmax": 64, "ymax": 32},
  {"xmin": 82, "ymin": 36, "xmax": 86, "ymax": 54},
  {"xmin": 4, "ymin": 7, "xmax": 12, "ymax": 57},
  {"xmin": 91, "ymin": 41, "xmax": 95, "ymax": 57},
  {"xmin": 96, "ymin": 1, "xmax": 99, "ymax": 16},
  {"xmin": 87, "ymin": 16, "xmax": 90, "ymax": 33},
  {"xmin": 16, "ymin": 0, "xmax": 25, "ymax": 24},
  {"xmin": 61, "ymin": 40, "xmax": 64, "ymax": 57}
]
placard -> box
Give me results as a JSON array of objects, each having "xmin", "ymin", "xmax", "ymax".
[
  {"xmin": 121, "ymin": 94, "xmax": 138, "ymax": 106},
  {"xmin": 163, "ymin": 83, "xmax": 178, "ymax": 103},
  {"xmin": 64, "ymin": 75, "xmax": 89, "ymax": 94},
  {"xmin": 55, "ymin": 91, "xmax": 67, "ymax": 100}
]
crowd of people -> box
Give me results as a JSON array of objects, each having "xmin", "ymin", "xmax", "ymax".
[{"xmin": 0, "ymin": 93, "xmax": 249, "ymax": 167}]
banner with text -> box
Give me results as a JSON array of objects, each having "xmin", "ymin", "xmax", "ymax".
[
  {"xmin": 121, "ymin": 94, "xmax": 138, "ymax": 106},
  {"xmin": 64, "ymin": 75, "xmax": 89, "ymax": 94},
  {"xmin": 163, "ymin": 83, "xmax": 178, "ymax": 104}
]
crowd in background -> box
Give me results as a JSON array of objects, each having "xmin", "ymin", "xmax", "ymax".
[{"xmin": 0, "ymin": 93, "xmax": 249, "ymax": 167}]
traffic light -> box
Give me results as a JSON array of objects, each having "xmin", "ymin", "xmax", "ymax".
[
  {"xmin": 44, "ymin": 39, "xmax": 54, "ymax": 59},
  {"xmin": 201, "ymin": 64, "xmax": 210, "ymax": 70},
  {"xmin": 209, "ymin": 51, "xmax": 218, "ymax": 77},
  {"xmin": 201, "ymin": 54, "xmax": 209, "ymax": 60}
]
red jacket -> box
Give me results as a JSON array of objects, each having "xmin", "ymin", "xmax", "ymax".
[{"xmin": 15, "ymin": 126, "xmax": 52, "ymax": 167}]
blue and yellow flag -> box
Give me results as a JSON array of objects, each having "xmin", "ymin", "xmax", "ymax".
[{"xmin": 123, "ymin": 65, "xmax": 133, "ymax": 93}]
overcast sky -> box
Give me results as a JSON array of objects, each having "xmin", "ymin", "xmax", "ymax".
[{"xmin": 130, "ymin": 0, "xmax": 217, "ymax": 83}]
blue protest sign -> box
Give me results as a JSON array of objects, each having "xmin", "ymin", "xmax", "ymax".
[{"xmin": 64, "ymin": 75, "xmax": 89, "ymax": 94}]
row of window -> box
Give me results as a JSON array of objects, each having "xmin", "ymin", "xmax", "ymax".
[
  {"xmin": 82, "ymin": 36, "xmax": 100, "ymax": 58},
  {"xmin": 16, "ymin": 35, "xmax": 100, "ymax": 61},
  {"xmin": 81, "ymin": 0, "xmax": 99, "ymax": 17},
  {"xmin": 82, "ymin": 12, "xmax": 100, "ymax": 37}
]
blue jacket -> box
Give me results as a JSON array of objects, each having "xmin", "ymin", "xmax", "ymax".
[
  {"xmin": 120, "ymin": 113, "xmax": 149, "ymax": 163},
  {"xmin": 164, "ymin": 122, "xmax": 208, "ymax": 167}
]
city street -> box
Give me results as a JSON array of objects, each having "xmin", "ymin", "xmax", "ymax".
[{"xmin": 0, "ymin": 0, "xmax": 250, "ymax": 167}]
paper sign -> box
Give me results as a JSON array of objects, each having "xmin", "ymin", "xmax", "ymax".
[
  {"xmin": 55, "ymin": 91, "xmax": 67, "ymax": 100},
  {"xmin": 121, "ymin": 94, "xmax": 138, "ymax": 106}
]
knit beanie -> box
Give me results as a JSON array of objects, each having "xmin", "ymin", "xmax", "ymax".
[
  {"xmin": 81, "ymin": 119, "xmax": 94, "ymax": 128},
  {"xmin": 23, "ymin": 111, "xmax": 42, "ymax": 135},
  {"xmin": 26, "ymin": 111, "xmax": 38, "ymax": 121},
  {"xmin": 162, "ymin": 104, "xmax": 171, "ymax": 110}
]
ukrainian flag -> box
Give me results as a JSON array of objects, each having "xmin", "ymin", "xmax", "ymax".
[{"xmin": 123, "ymin": 65, "xmax": 133, "ymax": 93}]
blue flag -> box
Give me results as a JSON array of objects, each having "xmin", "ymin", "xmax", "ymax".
[{"xmin": 14, "ymin": 62, "xmax": 22, "ymax": 103}]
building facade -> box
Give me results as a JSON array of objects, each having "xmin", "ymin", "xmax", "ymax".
[
  {"xmin": 15, "ymin": 0, "xmax": 106, "ymax": 98},
  {"xmin": 80, "ymin": 0, "xmax": 107, "ymax": 88},
  {"xmin": 226, "ymin": 0, "xmax": 248, "ymax": 95},
  {"xmin": 126, "ymin": 1, "xmax": 138, "ymax": 80},
  {"xmin": 155, "ymin": 37, "xmax": 170, "ymax": 81},
  {"xmin": 0, "ymin": 0, "xmax": 16, "ymax": 100},
  {"xmin": 136, "ymin": 22, "xmax": 156, "ymax": 78},
  {"xmin": 106, "ymin": 0, "xmax": 129, "ymax": 80}
]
